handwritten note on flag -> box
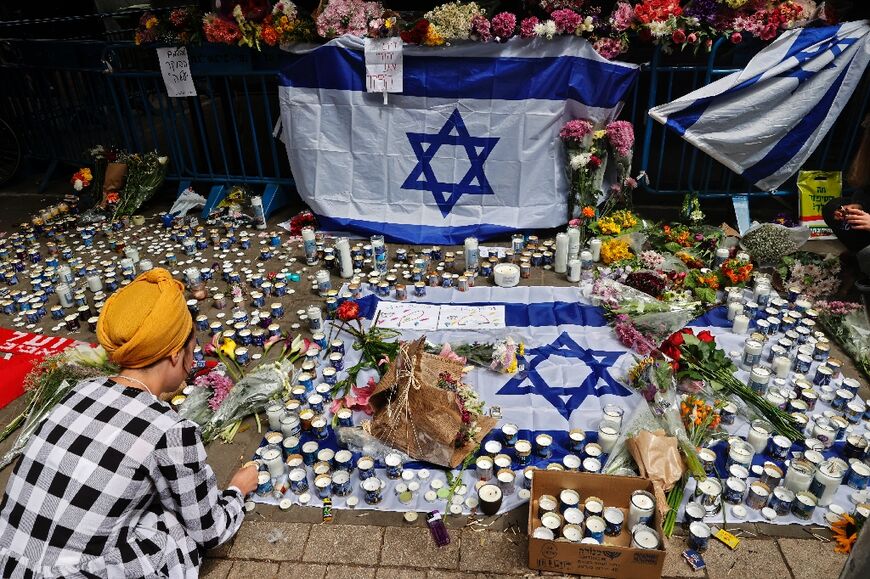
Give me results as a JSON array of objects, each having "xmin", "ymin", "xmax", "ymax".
[
  {"xmin": 364, "ymin": 37, "xmax": 403, "ymax": 93},
  {"xmin": 157, "ymin": 47, "xmax": 197, "ymax": 98}
]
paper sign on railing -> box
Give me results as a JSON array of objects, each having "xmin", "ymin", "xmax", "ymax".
[
  {"xmin": 364, "ymin": 37, "xmax": 403, "ymax": 94},
  {"xmin": 157, "ymin": 47, "xmax": 197, "ymax": 98}
]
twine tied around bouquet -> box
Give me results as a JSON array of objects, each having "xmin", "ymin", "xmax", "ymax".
[{"xmin": 382, "ymin": 341, "xmax": 423, "ymax": 455}]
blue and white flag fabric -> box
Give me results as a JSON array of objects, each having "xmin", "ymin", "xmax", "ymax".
[
  {"xmin": 249, "ymin": 285, "xmax": 861, "ymax": 524},
  {"xmin": 649, "ymin": 21, "xmax": 870, "ymax": 192},
  {"xmin": 278, "ymin": 36, "xmax": 638, "ymax": 244}
]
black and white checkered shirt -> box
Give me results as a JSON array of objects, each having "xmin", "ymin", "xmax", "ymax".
[{"xmin": 0, "ymin": 378, "xmax": 245, "ymax": 578}]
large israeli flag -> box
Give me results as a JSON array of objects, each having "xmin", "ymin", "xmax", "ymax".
[
  {"xmin": 278, "ymin": 37, "xmax": 638, "ymax": 244},
  {"xmin": 649, "ymin": 21, "xmax": 870, "ymax": 191}
]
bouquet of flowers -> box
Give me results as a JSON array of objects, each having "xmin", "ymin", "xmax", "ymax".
[
  {"xmin": 423, "ymin": 1, "xmax": 484, "ymax": 41},
  {"xmin": 600, "ymin": 121, "xmax": 637, "ymax": 213},
  {"xmin": 0, "ymin": 345, "xmax": 117, "ymax": 470},
  {"xmin": 561, "ymin": 119, "xmax": 608, "ymax": 222},
  {"xmin": 112, "ymin": 152, "xmax": 168, "ymax": 218},
  {"xmin": 816, "ymin": 300, "xmax": 870, "ymax": 380},
  {"xmin": 426, "ymin": 337, "xmax": 524, "ymax": 374},
  {"xmin": 134, "ymin": 8, "xmax": 202, "ymax": 46},
  {"xmin": 328, "ymin": 300, "xmax": 400, "ymax": 401},
  {"xmin": 720, "ymin": 256, "xmax": 753, "ymax": 288},
  {"xmin": 660, "ymin": 328, "xmax": 803, "ymax": 440},
  {"xmin": 607, "ymin": 355, "xmax": 714, "ymax": 535},
  {"xmin": 185, "ymin": 332, "xmax": 309, "ymax": 442},
  {"xmin": 70, "ymin": 168, "xmax": 92, "ymax": 192},
  {"xmin": 203, "ymin": 12, "xmax": 243, "ymax": 44},
  {"xmin": 316, "ymin": 0, "xmax": 385, "ymax": 38},
  {"xmin": 776, "ymin": 251, "xmax": 841, "ymax": 301}
]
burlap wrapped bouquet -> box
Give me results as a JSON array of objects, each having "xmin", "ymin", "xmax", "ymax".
[{"xmin": 366, "ymin": 338, "xmax": 496, "ymax": 468}]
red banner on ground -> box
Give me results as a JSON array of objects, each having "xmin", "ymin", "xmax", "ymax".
[{"xmin": 0, "ymin": 328, "xmax": 89, "ymax": 409}]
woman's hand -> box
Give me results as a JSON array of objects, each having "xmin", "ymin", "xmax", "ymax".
[
  {"xmin": 835, "ymin": 203, "xmax": 864, "ymax": 221},
  {"xmin": 845, "ymin": 209, "xmax": 870, "ymax": 231},
  {"xmin": 229, "ymin": 463, "xmax": 259, "ymax": 496}
]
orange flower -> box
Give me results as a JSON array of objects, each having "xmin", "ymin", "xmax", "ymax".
[
  {"xmin": 582, "ymin": 206, "xmax": 595, "ymax": 218},
  {"xmin": 261, "ymin": 25, "xmax": 278, "ymax": 45},
  {"xmin": 106, "ymin": 192, "xmax": 120, "ymax": 203}
]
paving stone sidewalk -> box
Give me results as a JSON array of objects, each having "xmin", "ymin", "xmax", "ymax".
[{"xmin": 200, "ymin": 519, "xmax": 847, "ymax": 579}]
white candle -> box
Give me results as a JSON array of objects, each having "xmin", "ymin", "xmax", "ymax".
[
  {"xmin": 463, "ymin": 236, "xmax": 480, "ymax": 271},
  {"xmin": 266, "ymin": 403, "xmax": 284, "ymax": 431},
  {"xmin": 732, "ymin": 314, "xmax": 750, "ymax": 334},
  {"xmin": 262, "ymin": 446, "xmax": 285, "ymax": 478},
  {"xmin": 727, "ymin": 301, "xmax": 743, "ymax": 321},
  {"xmin": 567, "ymin": 260, "xmax": 582, "ymax": 283},
  {"xmin": 567, "ymin": 226, "xmax": 581, "ymax": 260},
  {"xmin": 597, "ymin": 424, "xmax": 619, "ymax": 454},
  {"xmin": 554, "ymin": 232, "xmax": 568, "ymax": 274},
  {"xmin": 302, "ymin": 227, "xmax": 316, "ymax": 261},
  {"xmin": 336, "ymin": 238, "xmax": 353, "ymax": 278},
  {"xmin": 86, "ymin": 275, "xmax": 103, "ymax": 293},
  {"xmin": 714, "ymin": 247, "xmax": 730, "ymax": 267},
  {"xmin": 811, "ymin": 460, "xmax": 845, "ymax": 506},
  {"xmin": 124, "ymin": 247, "xmax": 140, "ymax": 263},
  {"xmin": 589, "ymin": 238, "xmax": 602, "ymax": 262},
  {"xmin": 747, "ymin": 421, "xmax": 770, "ymax": 453},
  {"xmin": 784, "ymin": 458, "xmax": 815, "ymax": 493},
  {"xmin": 773, "ymin": 356, "xmax": 791, "ymax": 379},
  {"xmin": 139, "ymin": 259, "xmax": 154, "ymax": 272}
]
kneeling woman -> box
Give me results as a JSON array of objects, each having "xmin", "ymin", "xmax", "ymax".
[{"xmin": 0, "ymin": 269, "xmax": 257, "ymax": 577}]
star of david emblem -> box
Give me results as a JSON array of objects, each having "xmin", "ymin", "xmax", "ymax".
[
  {"xmin": 401, "ymin": 108, "xmax": 500, "ymax": 217},
  {"xmin": 497, "ymin": 332, "xmax": 630, "ymax": 421}
]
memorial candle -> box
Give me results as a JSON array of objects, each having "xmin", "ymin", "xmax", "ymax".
[{"xmin": 554, "ymin": 233, "xmax": 568, "ymax": 274}]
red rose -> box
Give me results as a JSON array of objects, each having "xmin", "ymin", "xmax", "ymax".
[
  {"xmin": 687, "ymin": 33, "xmax": 697, "ymax": 44},
  {"xmin": 667, "ymin": 330, "xmax": 685, "ymax": 348},
  {"xmin": 697, "ymin": 330, "xmax": 715, "ymax": 343},
  {"xmin": 336, "ymin": 300, "xmax": 360, "ymax": 322},
  {"xmin": 672, "ymin": 29, "xmax": 686, "ymax": 44},
  {"xmin": 588, "ymin": 155, "xmax": 602, "ymax": 169},
  {"xmin": 730, "ymin": 32, "xmax": 742, "ymax": 44}
]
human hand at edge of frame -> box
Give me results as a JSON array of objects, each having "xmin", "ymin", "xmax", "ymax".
[
  {"xmin": 845, "ymin": 209, "xmax": 870, "ymax": 231},
  {"xmin": 835, "ymin": 203, "xmax": 863, "ymax": 221},
  {"xmin": 229, "ymin": 463, "xmax": 259, "ymax": 496}
]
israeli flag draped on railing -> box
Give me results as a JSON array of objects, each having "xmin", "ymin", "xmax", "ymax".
[
  {"xmin": 649, "ymin": 21, "xmax": 870, "ymax": 192},
  {"xmin": 278, "ymin": 36, "xmax": 638, "ymax": 244}
]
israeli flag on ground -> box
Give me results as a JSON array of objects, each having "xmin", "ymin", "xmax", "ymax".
[
  {"xmin": 649, "ymin": 21, "xmax": 870, "ymax": 192},
  {"xmin": 278, "ymin": 37, "xmax": 638, "ymax": 244}
]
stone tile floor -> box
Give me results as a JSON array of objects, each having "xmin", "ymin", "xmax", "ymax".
[{"xmin": 200, "ymin": 518, "xmax": 847, "ymax": 579}]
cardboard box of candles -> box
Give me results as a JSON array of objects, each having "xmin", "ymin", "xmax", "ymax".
[{"xmin": 528, "ymin": 470, "xmax": 666, "ymax": 578}]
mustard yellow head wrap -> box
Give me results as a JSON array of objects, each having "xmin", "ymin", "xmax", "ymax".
[{"xmin": 96, "ymin": 268, "xmax": 193, "ymax": 369}]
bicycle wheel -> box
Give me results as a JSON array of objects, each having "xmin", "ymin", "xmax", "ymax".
[{"xmin": 0, "ymin": 117, "xmax": 21, "ymax": 186}]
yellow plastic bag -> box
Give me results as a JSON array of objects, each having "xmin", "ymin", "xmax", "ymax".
[{"xmin": 798, "ymin": 170, "xmax": 841, "ymax": 239}]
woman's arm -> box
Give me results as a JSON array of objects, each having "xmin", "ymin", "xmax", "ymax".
[{"xmin": 152, "ymin": 423, "xmax": 246, "ymax": 550}]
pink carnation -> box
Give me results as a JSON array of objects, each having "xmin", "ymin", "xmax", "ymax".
[
  {"xmin": 520, "ymin": 16, "xmax": 539, "ymax": 38},
  {"xmin": 551, "ymin": 9, "xmax": 582, "ymax": 34},
  {"xmin": 593, "ymin": 37, "xmax": 627, "ymax": 60},
  {"xmin": 491, "ymin": 12, "xmax": 517, "ymax": 40},
  {"xmin": 610, "ymin": 2, "xmax": 636, "ymax": 32},
  {"xmin": 606, "ymin": 120, "xmax": 634, "ymax": 157},
  {"xmin": 470, "ymin": 14, "xmax": 492, "ymax": 42},
  {"xmin": 559, "ymin": 119, "xmax": 594, "ymax": 145}
]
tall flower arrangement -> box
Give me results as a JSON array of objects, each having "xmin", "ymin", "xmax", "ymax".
[{"xmin": 560, "ymin": 119, "xmax": 606, "ymax": 223}]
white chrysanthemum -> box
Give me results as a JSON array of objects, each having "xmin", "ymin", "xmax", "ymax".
[
  {"xmin": 647, "ymin": 21, "xmax": 671, "ymax": 38},
  {"xmin": 570, "ymin": 152, "xmax": 591, "ymax": 170},
  {"xmin": 577, "ymin": 16, "xmax": 594, "ymax": 33}
]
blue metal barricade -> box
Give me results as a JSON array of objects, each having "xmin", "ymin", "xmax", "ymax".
[
  {"xmin": 632, "ymin": 38, "xmax": 870, "ymax": 199},
  {"xmin": 2, "ymin": 35, "xmax": 868, "ymax": 210}
]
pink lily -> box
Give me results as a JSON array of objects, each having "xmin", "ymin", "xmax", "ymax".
[{"xmin": 439, "ymin": 343, "xmax": 467, "ymax": 365}]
